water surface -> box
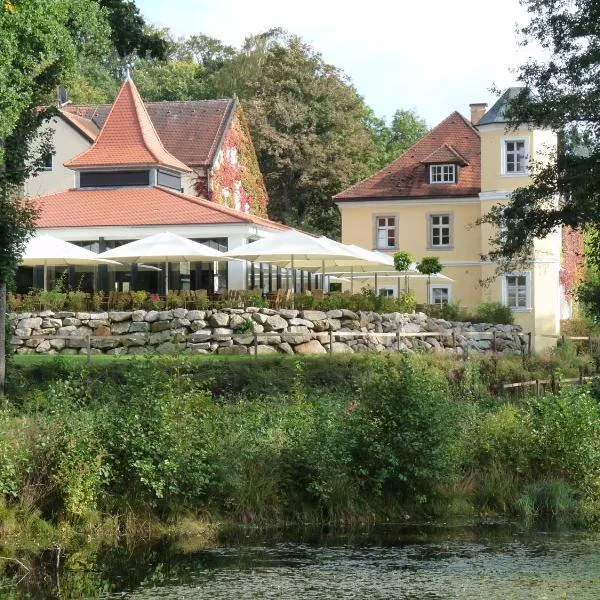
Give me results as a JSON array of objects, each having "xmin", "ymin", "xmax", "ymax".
[{"xmin": 4, "ymin": 523, "xmax": 600, "ymax": 599}]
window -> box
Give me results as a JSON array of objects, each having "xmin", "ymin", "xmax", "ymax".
[
  {"xmin": 504, "ymin": 139, "xmax": 527, "ymax": 174},
  {"xmin": 503, "ymin": 273, "xmax": 531, "ymax": 310},
  {"xmin": 429, "ymin": 214, "xmax": 452, "ymax": 248},
  {"xmin": 430, "ymin": 164, "xmax": 456, "ymax": 183},
  {"xmin": 430, "ymin": 285, "xmax": 450, "ymax": 306},
  {"xmin": 378, "ymin": 287, "xmax": 395, "ymax": 297},
  {"xmin": 42, "ymin": 152, "xmax": 53, "ymax": 171},
  {"xmin": 375, "ymin": 216, "xmax": 397, "ymax": 249}
]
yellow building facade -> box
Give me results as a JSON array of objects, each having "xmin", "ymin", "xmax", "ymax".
[{"xmin": 335, "ymin": 89, "xmax": 560, "ymax": 350}]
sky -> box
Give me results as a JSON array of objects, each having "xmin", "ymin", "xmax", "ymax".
[{"xmin": 135, "ymin": 0, "xmax": 536, "ymax": 126}]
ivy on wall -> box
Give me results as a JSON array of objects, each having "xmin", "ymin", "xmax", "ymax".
[
  {"xmin": 560, "ymin": 227, "xmax": 584, "ymax": 299},
  {"xmin": 209, "ymin": 106, "xmax": 269, "ymax": 217}
]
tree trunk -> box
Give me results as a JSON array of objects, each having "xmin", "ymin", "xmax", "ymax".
[{"xmin": 0, "ymin": 282, "xmax": 6, "ymax": 397}]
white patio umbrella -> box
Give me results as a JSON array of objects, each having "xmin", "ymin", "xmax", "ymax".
[
  {"xmin": 98, "ymin": 232, "xmax": 231, "ymax": 294},
  {"xmin": 224, "ymin": 229, "xmax": 362, "ymax": 307},
  {"xmin": 21, "ymin": 235, "xmax": 121, "ymax": 290}
]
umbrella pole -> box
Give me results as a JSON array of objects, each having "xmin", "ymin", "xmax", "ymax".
[
  {"xmin": 375, "ymin": 272, "xmax": 378, "ymax": 295},
  {"xmin": 351, "ymin": 266, "xmax": 354, "ymax": 294},
  {"xmin": 291, "ymin": 255, "xmax": 295, "ymax": 309},
  {"xmin": 322, "ymin": 259, "xmax": 325, "ymax": 292},
  {"xmin": 165, "ymin": 261, "xmax": 169, "ymax": 296},
  {"xmin": 43, "ymin": 264, "xmax": 48, "ymax": 292}
]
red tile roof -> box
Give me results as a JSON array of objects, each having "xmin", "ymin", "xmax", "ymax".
[
  {"xmin": 421, "ymin": 143, "xmax": 469, "ymax": 166},
  {"xmin": 334, "ymin": 112, "xmax": 480, "ymax": 201},
  {"xmin": 62, "ymin": 98, "xmax": 236, "ymax": 167},
  {"xmin": 34, "ymin": 186, "xmax": 288, "ymax": 230},
  {"xmin": 65, "ymin": 79, "xmax": 191, "ymax": 173},
  {"xmin": 58, "ymin": 110, "xmax": 99, "ymax": 142}
]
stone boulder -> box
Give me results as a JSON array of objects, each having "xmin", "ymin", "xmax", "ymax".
[{"xmin": 295, "ymin": 340, "xmax": 327, "ymax": 354}]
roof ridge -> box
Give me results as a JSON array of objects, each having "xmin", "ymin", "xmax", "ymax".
[{"xmin": 205, "ymin": 98, "xmax": 236, "ymax": 164}]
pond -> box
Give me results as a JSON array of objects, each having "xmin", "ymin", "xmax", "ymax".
[{"xmin": 3, "ymin": 522, "xmax": 600, "ymax": 599}]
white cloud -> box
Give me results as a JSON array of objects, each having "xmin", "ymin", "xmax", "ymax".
[{"xmin": 136, "ymin": 0, "xmax": 534, "ymax": 125}]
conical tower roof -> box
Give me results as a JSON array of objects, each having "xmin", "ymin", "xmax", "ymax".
[{"xmin": 65, "ymin": 78, "xmax": 191, "ymax": 172}]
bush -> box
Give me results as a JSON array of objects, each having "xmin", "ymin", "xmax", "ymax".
[
  {"xmin": 474, "ymin": 301, "xmax": 514, "ymax": 324},
  {"xmin": 348, "ymin": 355, "xmax": 462, "ymax": 502}
]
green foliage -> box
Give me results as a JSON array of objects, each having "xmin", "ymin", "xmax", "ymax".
[
  {"xmin": 233, "ymin": 318, "xmax": 253, "ymax": 334},
  {"xmin": 474, "ymin": 302, "xmax": 514, "ymax": 325},
  {"xmin": 134, "ymin": 59, "xmax": 207, "ymax": 101},
  {"xmin": 393, "ymin": 251, "xmax": 413, "ymax": 273},
  {"xmin": 348, "ymin": 356, "xmax": 461, "ymax": 501},
  {"xmin": 416, "ymin": 256, "xmax": 443, "ymax": 276},
  {"xmin": 516, "ymin": 479, "xmax": 580, "ymax": 523}
]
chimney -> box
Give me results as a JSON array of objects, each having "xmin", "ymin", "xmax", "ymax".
[{"xmin": 470, "ymin": 102, "xmax": 487, "ymax": 125}]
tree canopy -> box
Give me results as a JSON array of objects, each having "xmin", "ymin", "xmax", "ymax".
[{"xmin": 481, "ymin": 0, "xmax": 600, "ymax": 271}]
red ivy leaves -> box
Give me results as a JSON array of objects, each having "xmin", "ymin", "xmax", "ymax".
[{"xmin": 560, "ymin": 227, "xmax": 584, "ymax": 299}]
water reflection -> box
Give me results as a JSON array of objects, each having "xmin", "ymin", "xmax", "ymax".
[{"xmin": 2, "ymin": 523, "xmax": 600, "ymax": 599}]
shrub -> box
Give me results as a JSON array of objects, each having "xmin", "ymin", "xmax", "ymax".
[
  {"xmin": 233, "ymin": 318, "xmax": 253, "ymax": 334},
  {"xmin": 67, "ymin": 290, "xmax": 87, "ymax": 312},
  {"xmin": 474, "ymin": 301, "xmax": 514, "ymax": 324},
  {"xmin": 348, "ymin": 355, "xmax": 461, "ymax": 502}
]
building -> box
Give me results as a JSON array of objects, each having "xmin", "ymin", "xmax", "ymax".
[
  {"xmin": 334, "ymin": 89, "xmax": 561, "ymax": 349},
  {"xmin": 22, "ymin": 76, "xmax": 287, "ymax": 294}
]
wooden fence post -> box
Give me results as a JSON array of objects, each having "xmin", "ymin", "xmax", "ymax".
[
  {"xmin": 253, "ymin": 331, "xmax": 258, "ymax": 357},
  {"xmin": 397, "ymin": 327, "xmax": 401, "ymax": 352},
  {"xmin": 492, "ymin": 330, "xmax": 497, "ymax": 354},
  {"xmin": 551, "ymin": 371, "xmax": 556, "ymax": 394},
  {"xmin": 86, "ymin": 334, "xmax": 91, "ymax": 365},
  {"xmin": 528, "ymin": 332, "xmax": 532, "ymax": 357},
  {"xmin": 535, "ymin": 379, "xmax": 540, "ymax": 396},
  {"xmin": 579, "ymin": 366, "xmax": 584, "ymax": 385},
  {"xmin": 329, "ymin": 330, "xmax": 333, "ymax": 355},
  {"xmin": 589, "ymin": 336, "xmax": 593, "ymax": 355},
  {"xmin": 452, "ymin": 330, "xmax": 456, "ymax": 352}
]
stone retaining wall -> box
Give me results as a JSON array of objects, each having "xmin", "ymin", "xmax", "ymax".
[{"xmin": 9, "ymin": 308, "xmax": 525, "ymax": 356}]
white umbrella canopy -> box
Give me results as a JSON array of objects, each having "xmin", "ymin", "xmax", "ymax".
[
  {"xmin": 225, "ymin": 230, "xmax": 364, "ymax": 307},
  {"xmin": 21, "ymin": 235, "xmax": 121, "ymax": 267},
  {"xmin": 22, "ymin": 235, "xmax": 122, "ymax": 291},
  {"xmin": 98, "ymin": 232, "xmax": 231, "ymax": 294}
]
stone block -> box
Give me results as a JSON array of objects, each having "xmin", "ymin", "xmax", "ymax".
[
  {"xmin": 88, "ymin": 320, "xmax": 109, "ymax": 329},
  {"xmin": 188, "ymin": 330, "xmax": 212, "ymax": 343},
  {"xmin": 210, "ymin": 313, "xmax": 230, "ymax": 327},
  {"xmin": 149, "ymin": 330, "xmax": 172, "ymax": 345},
  {"xmin": 264, "ymin": 314, "xmax": 288, "ymax": 331},
  {"xmin": 186, "ymin": 310, "xmax": 205, "ymax": 321},
  {"xmin": 131, "ymin": 310, "xmax": 147, "ymax": 322},
  {"xmin": 128, "ymin": 346, "xmax": 150, "ymax": 355},
  {"xmin": 170, "ymin": 328, "xmax": 187, "ymax": 343},
  {"xmin": 50, "ymin": 338, "xmax": 66, "ymax": 351},
  {"xmin": 190, "ymin": 320, "xmax": 208, "ymax": 332},
  {"xmin": 63, "ymin": 317, "xmax": 82, "ymax": 327},
  {"xmin": 252, "ymin": 313, "xmax": 268, "ymax": 324},
  {"xmin": 19, "ymin": 317, "xmax": 42, "ymax": 330},
  {"xmin": 253, "ymin": 344, "xmax": 277, "ymax": 355},
  {"xmin": 145, "ymin": 310, "xmax": 160, "ymax": 322},
  {"xmin": 233, "ymin": 334, "xmax": 254, "ymax": 345},
  {"xmin": 89, "ymin": 312, "xmax": 108, "ymax": 321},
  {"xmin": 111, "ymin": 322, "xmax": 130, "ymax": 335},
  {"xmin": 257, "ymin": 334, "xmax": 281, "ymax": 345},
  {"xmin": 150, "ymin": 320, "xmax": 171, "ymax": 332},
  {"xmin": 326, "ymin": 309, "xmax": 343, "ymax": 319},
  {"xmin": 94, "ymin": 325, "xmax": 112, "ymax": 337},
  {"xmin": 287, "ymin": 325, "xmax": 310, "ymax": 335},
  {"xmin": 156, "ymin": 341, "xmax": 180, "ymax": 354},
  {"xmin": 186, "ymin": 342, "xmax": 211, "ymax": 351},
  {"xmin": 279, "ymin": 309, "xmax": 299, "ymax": 319},
  {"xmin": 91, "ymin": 337, "xmax": 120, "ymax": 350},
  {"xmin": 39, "ymin": 310, "xmax": 54, "ymax": 318},
  {"xmin": 329, "ymin": 342, "xmax": 354, "ymax": 354},
  {"xmin": 301, "ymin": 310, "xmax": 327, "ymax": 321},
  {"xmin": 41, "ymin": 318, "xmax": 62, "ymax": 329},
  {"xmin": 158, "ymin": 310, "xmax": 173, "ymax": 320},
  {"xmin": 55, "ymin": 312, "xmax": 75, "ymax": 319},
  {"xmin": 10, "ymin": 336, "xmax": 23, "ymax": 346},
  {"xmin": 109, "ymin": 311, "xmax": 132, "ymax": 322},
  {"xmin": 218, "ymin": 345, "xmax": 248, "ymax": 355},
  {"xmin": 278, "ymin": 342, "xmax": 294, "ymax": 355},
  {"xmin": 212, "ymin": 327, "xmax": 234, "ymax": 341},
  {"xmin": 171, "ymin": 318, "xmax": 191, "ymax": 328},
  {"xmin": 121, "ymin": 333, "xmax": 149, "ymax": 347},
  {"xmin": 295, "ymin": 340, "xmax": 326, "ymax": 354},
  {"xmin": 252, "ymin": 323, "xmax": 264, "ymax": 333},
  {"xmin": 129, "ymin": 321, "xmax": 150, "ymax": 333},
  {"xmin": 173, "ymin": 308, "xmax": 188, "ymax": 319},
  {"xmin": 75, "ymin": 312, "xmax": 91, "ymax": 321},
  {"xmin": 312, "ymin": 320, "xmax": 331, "ymax": 332},
  {"xmin": 67, "ymin": 337, "xmax": 87, "ymax": 349},
  {"xmin": 35, "ymin": 340, "xmax": 52, "ymax": 353},
  {"xmin": 14, "ymin": 328, "xmax": 31, "ymax": 337},
  {"xmin": 281, "ymin": 333, "xmax": 312, "ymax": 345},
  {"xmin": 229, "ymin": 314, "xmax": 247, "ymax": 330}
]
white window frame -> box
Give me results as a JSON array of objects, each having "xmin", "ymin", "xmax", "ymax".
[
  {"xmin": 374, "ymin": 215, "xmax": 397, "ymax": 250},
  {"xmin": 501, "ymin": 137, "xmax": 529, "ymax": 176},
  {"xmin": 502, "ymin": 271, "xmax": 532, "ymax": 312},
  {"xmin": 430, "ymin": 164, "xmax": 456, "ymax": 184},
  {"xmin": 428, "ymin": 213, "xmax": 453, "ymax": 249},
  {"xmin": 430, "ymin": 285, "xmax": 451, "ymax": 306}
]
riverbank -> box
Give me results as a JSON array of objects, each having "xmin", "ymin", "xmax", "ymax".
[{"xmin": 2, "ymin": 348, "xmax": 600, "ymax": 555}]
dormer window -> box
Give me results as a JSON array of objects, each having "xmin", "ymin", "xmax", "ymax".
[{"xmin": 430, "ymin": 164, "xmax": 456, "ymax": 184}]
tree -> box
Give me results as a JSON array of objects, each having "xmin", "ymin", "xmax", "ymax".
[
  {"xmin": 416, "ymin": 257, "xmax": 443, "ymax": 305},
  {"xmin": 171, "ymin": 34, "xmax": 236, "ymax": 76},
  {"xmin": 133, "ymin": 59, "xmax": 207, "ymax": 101},
  {"xmin": 479, "ymin": 0, "xmax": 600, "ymax": 274},
  {"xmin": 393, "ymin": 250, "xmax": 413, "ymax": 292},
  {"xmin": 97, "ymin": 0, "xmax": 167, "ymax": 59},
  {"xmin": 0, "ymin": 0, "xmax": 109, "ymax": 394},
  {"xmin": 213, "ymin": 30, "xmax": 379, "ymax": 237},
  {"xmin": 368, "ymin": 109, "xmax": 428, "ymax": 169}
]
